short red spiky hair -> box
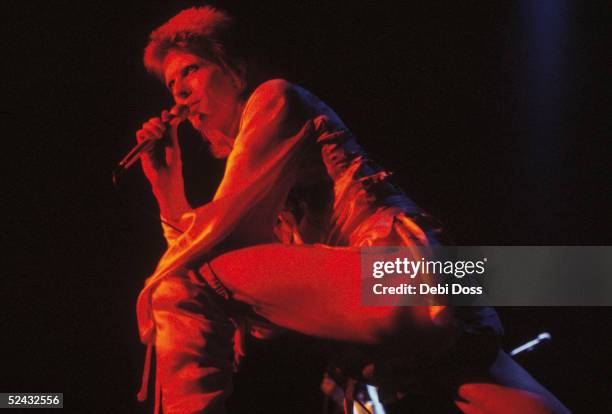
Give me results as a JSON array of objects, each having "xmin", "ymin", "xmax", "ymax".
[{"xmin": 144, "ymin": 6, "xmax": 237, "ymax": 80}]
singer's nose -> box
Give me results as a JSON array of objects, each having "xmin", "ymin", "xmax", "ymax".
[{"xmin": 172, "ymin": 80, "xmax": 191, "ymax": 102}]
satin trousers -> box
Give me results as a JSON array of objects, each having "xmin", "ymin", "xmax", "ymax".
[{"xmin": 150, "ymin": 244, "xmax": 569, "ymax": 413}]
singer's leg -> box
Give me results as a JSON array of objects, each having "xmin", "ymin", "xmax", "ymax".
[
  {"xmin": 202, "ymin": 243, "xmax": 453, "ymax": 346},
  {"xmin": 151, "ymin": 273, "xmax": 235, "ymax": 414},
  {"xmin": 202, "ymin": 243, "xmax": 569, "ymax": 414}
]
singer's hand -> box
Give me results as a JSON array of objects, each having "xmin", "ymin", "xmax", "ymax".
[
  {"xmin": 136, "ymin": 115, "xmax": 168, "ymax": 171},
  {"xmin": 135, "ymin": 113, "xmax": 190, "ymax": 223}
]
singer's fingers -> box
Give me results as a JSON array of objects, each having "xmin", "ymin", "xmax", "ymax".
[
  {"xmin": 136, "ymin": 129, "xmax": 153, "ymax": 143},
  {"xmin": 136, "ymin": 117, "xmax": 166, "ymax": 141},
  {"xmin": 142, "ymin": 123, "xmax": 165, "ymax": 139},
  {"xmin": 161, "ymin": 110, "xmax": 174, "ymax": 123},
  {"xmin": 136, "ymin": 125, "xmax": 165, "ymax": 149},
  {"xmin": 148, "ymin": 117, "xmax": 166, "ymax": 131},
  {"xmin": 136, "ymin": 128, "xmax": 161, "ymax": 144},
  {"xmin": 143, "ymin": 117, "xmax": 165, "ymax": 134},
  {"xmin": 165, "ymin": 122, "xmax": 183, "ymax": 165},
  {"xmin": 167, "ymin": 121, "xmax": 181, "ymax": 146}
]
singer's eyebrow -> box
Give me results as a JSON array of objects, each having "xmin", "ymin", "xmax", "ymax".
[{"xmin": 166, "ymin": 64, "xmax": 199, "ymax": 92}]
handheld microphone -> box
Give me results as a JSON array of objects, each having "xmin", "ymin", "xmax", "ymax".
[{"xmin": 112, "ymin": 105, "xmax": 188, "ymax": 184}]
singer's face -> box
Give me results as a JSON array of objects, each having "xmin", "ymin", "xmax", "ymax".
[{"xmin": 163, "ymin": 49, "xmax": 244, "ymax": 141}]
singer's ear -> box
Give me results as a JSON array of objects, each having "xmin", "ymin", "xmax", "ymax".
[{"xmin": 229, "ymin": 62, "xmax": 247, "ymax": 94}]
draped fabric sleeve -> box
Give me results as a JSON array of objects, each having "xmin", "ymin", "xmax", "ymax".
[
  {"xmin": 160, "ymin": 213, "xmax": 196, "ymax": 246},
  {"xmin": 137, "ymin": 79, "xmax": 314, "ymax": 344}
]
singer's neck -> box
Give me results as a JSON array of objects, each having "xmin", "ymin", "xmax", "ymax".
[
  {"xmin": 202, "ymin": 100, "xmax": 244, "ymax": 158},
  {"xmin": 203, "ymin": 100, "xmax": 244, "ymax": 159},
  {"xmin": 205, "ymin": 128, "xmax": 235, "ymax": 159}
]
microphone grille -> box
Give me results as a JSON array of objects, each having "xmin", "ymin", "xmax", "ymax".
[{"xmin": 173, "ymin": 104, "xmax": 189, "ymax": 118}]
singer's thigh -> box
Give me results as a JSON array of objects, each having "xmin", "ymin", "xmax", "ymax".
[{"xmin": 206, "ymin": 243, "xmax": 430, "ymax": 344}]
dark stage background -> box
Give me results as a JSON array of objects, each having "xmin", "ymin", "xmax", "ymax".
[{"xmin": 4, "ymin": 1, "xmax": 611, "ymax": 412}]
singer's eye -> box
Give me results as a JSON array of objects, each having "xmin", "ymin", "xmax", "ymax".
[
  {"xmin": 166, "ymin": 64, "xmax": 199, "ymax": 91},
  {"xmin": 182, "ymin": 64, "xmax": 199, "ymax": 77}
]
